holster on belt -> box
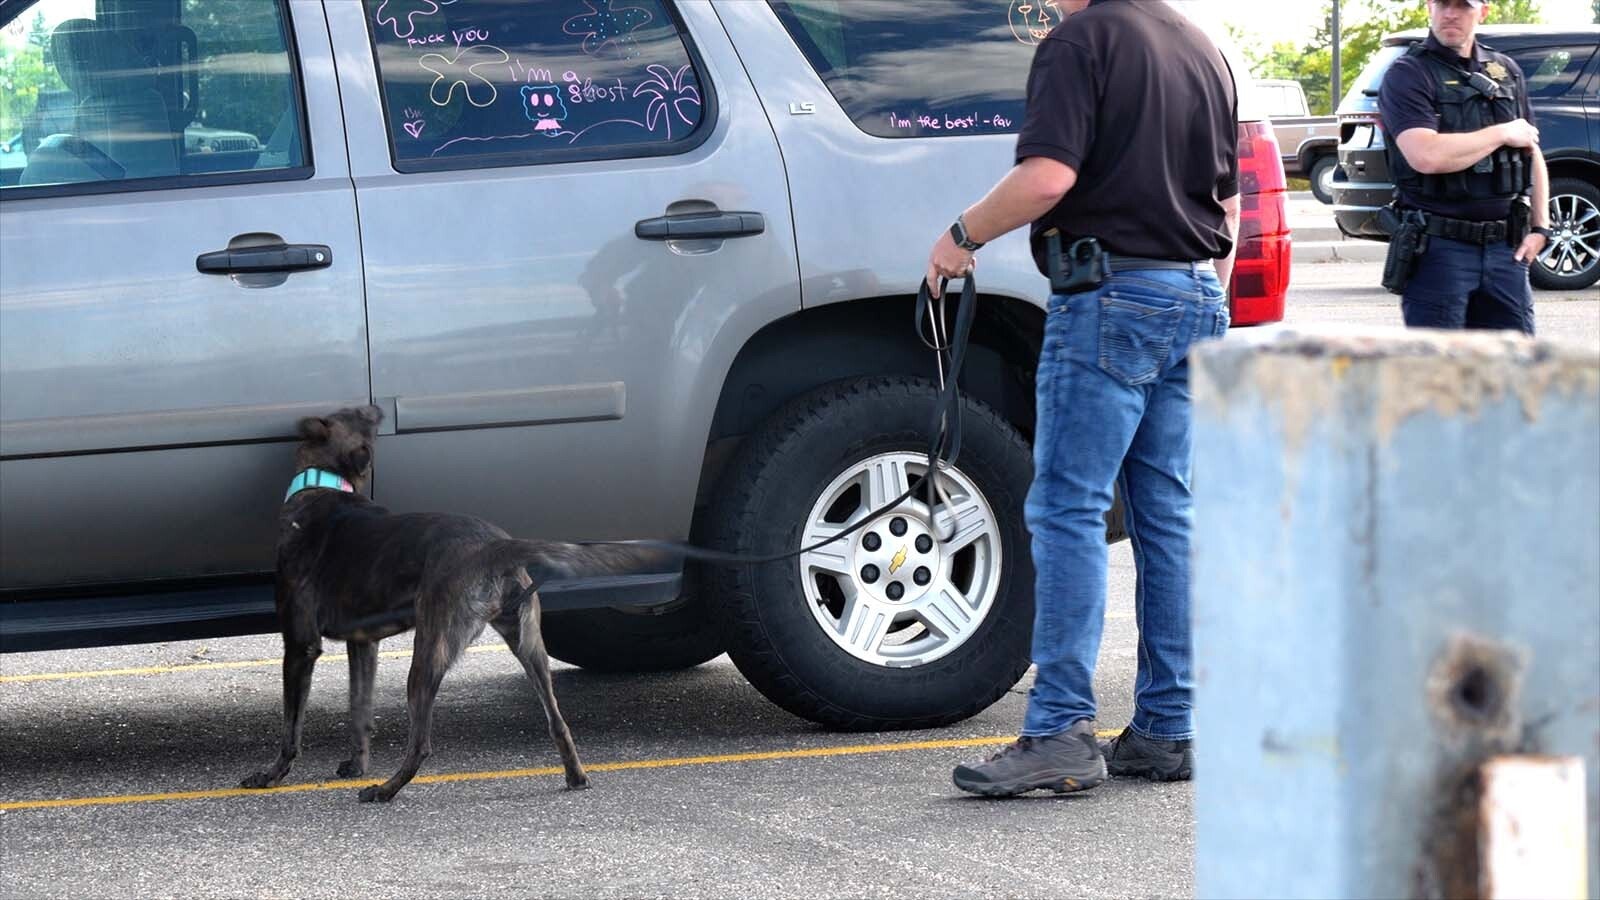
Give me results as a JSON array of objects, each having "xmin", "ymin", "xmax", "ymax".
[
  {"xmin": 1045, "ymin": 229, "xmax": 1109, "ymax": 294},
  {"xmin": 1508, "ymin": 196, "xmax": 1532, "ymax": 246},
  {"xmin": 1378, "ymin": 204, "xmax": 1428, "ymax": 295}
]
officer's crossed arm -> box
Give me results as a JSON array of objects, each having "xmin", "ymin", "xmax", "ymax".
[{"xmin": 1392, "ymin": 118, "xmax": 1539, "ymax": 175}]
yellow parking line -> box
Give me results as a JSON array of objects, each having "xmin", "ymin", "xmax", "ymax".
[
  {"xmin": 0, "ymin": 732, "xmax": 1117, "ymax": 812},
  {"xmin": 0, "ymin": 645, "xmax": 508, "ymax": 684}
]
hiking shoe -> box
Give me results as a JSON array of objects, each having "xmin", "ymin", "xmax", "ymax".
[
  {"xmin": 1100, "ymin": 726, "xmax": 1193, "ymax": 782},
  {"xmin": 952, "ymin": 720, "xmax": 1107, "ymax": 797}
]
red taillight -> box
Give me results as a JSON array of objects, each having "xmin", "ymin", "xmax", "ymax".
[{"xmin": 1229, "ymin": 121, "xmax": 1290, "ymax": 325}]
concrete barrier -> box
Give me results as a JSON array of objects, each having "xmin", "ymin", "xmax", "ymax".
[{"xmin": 1191, "ymin": 327, "xmax": 1600, "ymax": 899}]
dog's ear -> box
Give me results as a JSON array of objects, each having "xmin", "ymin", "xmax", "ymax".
[
  {"xmin": 356, "ymin": 405, "xmax": 385, "ymax": 427},
  {"xmin": 297, "ymin": 417, "xmax": 330, "ymax": 442}
]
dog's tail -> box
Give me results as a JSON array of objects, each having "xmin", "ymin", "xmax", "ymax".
[{"xmin": 474, "ymin": 539, "xmax": 681, "ymax": 593}]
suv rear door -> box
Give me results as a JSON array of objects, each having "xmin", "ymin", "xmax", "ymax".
[
  {"xmin": 0, "ymin": 0, "xmax": 367, "ymax": 592},
  {"xmin": 323, "ymin": 1, "xmax": 797, "ymax": 556}
]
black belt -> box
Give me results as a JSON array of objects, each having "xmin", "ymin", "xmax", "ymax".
[
  {"xmin": 1423, "ymin": 215, "xmax": 1509, "ymax": 246},
  {"xmin": 1105, "ymin": 255, "xmax": 1208, "ymax": 272}
]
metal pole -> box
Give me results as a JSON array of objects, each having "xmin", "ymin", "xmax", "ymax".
[{"xmin": 1331, "ymin": 0, "xmax": 1342, "ymax": 111}]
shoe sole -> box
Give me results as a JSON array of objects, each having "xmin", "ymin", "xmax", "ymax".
[
  {"xmin": 1106, "ymin": 748, "xmax": 1193, "ymax": 782},
  {"xmin": 952, "ymin": 761, "xmax": 1108, "ymax": 797}
]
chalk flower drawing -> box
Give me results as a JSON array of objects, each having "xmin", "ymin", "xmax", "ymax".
[
  {"xmin": 632, "ymin": 64, "xmax": 699, "ymax": 139},
  {"xmin": 374, "ymin": 0, "xmax": 439, "ymax": 40},
  {"xmin": 420, "ymin": 45, "xmax": 512, "ymax": 108},
  {"xmin": 562, "ymin": 0, "xmax": 654, "ymax": 59}
]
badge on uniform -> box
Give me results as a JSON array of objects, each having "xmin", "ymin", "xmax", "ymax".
[{"xmin": 1485, "ymin": 60, "xmax": 1508, "ymax": 81}]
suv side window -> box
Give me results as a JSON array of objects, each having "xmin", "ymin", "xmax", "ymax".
[
  {"xmin": 1504, "ymin": 45, "xmax": 1597, "ymax": 99},
  {"xmin": 0, "ymin": 0, "xmax": 308, "ymax": 193},
  {"xmin": 769, "ymin": 1, "xmax": 1039, "ymax": 138},
  {"xmin": 363, "ymin": 0, "xmax": 708, "ymax": 172}
]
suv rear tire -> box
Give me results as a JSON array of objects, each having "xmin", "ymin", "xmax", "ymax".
[
  {"xmin": 703, "ymin": 376, "xmax": 1034, "ymax": 731},
  {"xmin": 1531, "ymin": 177, "xmax": 1600, "ymax": 291}
]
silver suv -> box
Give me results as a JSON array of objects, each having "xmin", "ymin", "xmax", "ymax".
[{"xmin": 0, "ymin": 0, "xmax": 1287, "ymax": 730}]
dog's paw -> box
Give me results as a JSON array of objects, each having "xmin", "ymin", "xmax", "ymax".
[
  {"xmin": 565, "ymin": 773, "xmax": 591, "ymax": 791},
  {"xmin": 239, "ymin": 771, "xmax": 279, "ymax": 790},
  {"xmin": 336, "ymin": 759, "xmax": 366, "ymax": 778},
  {"xmin": 357, "ymin": 784, "xmax": 392, "ymax": 803}
]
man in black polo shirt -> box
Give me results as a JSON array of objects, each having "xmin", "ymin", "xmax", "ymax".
[
  {"xmin": 924, "ymin": 0, "xmax": 1237, "ymax": 797},
  {"xmin": 1378, "ymin": 0, "xmax": 1549, "ymax": 333}
]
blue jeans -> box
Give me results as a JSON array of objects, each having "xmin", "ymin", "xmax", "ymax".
[
  {"xmin": 1021, "ymin": 266, "xmax": 1228, "ymax": 741},
  {"xmin": 1402, "ymin": 236, "xmax": 1535, "ymax": 334}
]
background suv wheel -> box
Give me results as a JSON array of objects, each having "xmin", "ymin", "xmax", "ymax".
[
  {"xmin": 704, "ymin": 376, "xmax": 1035, "ymax": 731},
  {"xmin": 1532, "ymin": 177, "xmax": 1600, "ymax": 291},
  {"xmin": 1308, "ymin": 154, "xmax": 1338, "ymax": 205}
]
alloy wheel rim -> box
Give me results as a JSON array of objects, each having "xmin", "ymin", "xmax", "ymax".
[
  {"xmin": 798, "ymin": 452, "xmax": 1002, "ymax": 668},
  {"xmin": 1538, "ymin": 192, "xmax": 1600, "ymax": 280}
]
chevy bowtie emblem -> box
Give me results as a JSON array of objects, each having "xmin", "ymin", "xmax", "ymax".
[
  {"xmin": 1485, "ymin": 61, "xmax": 1508, "ymax": 81},
  {"xmin": 889, "ymin": 546, "xmax": 909, "ymax": 575}
]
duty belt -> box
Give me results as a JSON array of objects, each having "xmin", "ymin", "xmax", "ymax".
[
  {"xmin": 1105, "ymin": 255, "xmax": 1209, "ymax": 272},
  {"xmin": 1423, "ymin": 214, "xmax": 1509, "ymax": 246}
]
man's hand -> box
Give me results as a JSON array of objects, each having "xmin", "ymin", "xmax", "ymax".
[
  {"xmin": 1498, "ymin": 118, "xmax": 1540, "ymax": 149},
  {"xmin": 1514, "ymin": 231, "xmax": 1548, "ymax": 264},
  {"xmin": 925, "ymin": 229, "xmax": 975, "ymax": 300}
]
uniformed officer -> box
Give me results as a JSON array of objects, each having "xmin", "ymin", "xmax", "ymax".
[{"xmin": 1379, "ymin": 0, "xmax": 1551, "ymax": 334}]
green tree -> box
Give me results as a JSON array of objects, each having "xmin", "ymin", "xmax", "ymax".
[
  {"xmin": 0, "ymin": 11, "xmax": 65, "ymax": 142},
  {"xmin": 1243, "ymin": 0, "xmax": 1545, "ymax": 115}
]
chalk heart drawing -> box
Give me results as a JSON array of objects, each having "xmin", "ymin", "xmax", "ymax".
[
  {"xmin": 374, "ymin": 0, "xmax": 439, "ymax": 40},
  {"xmin": 562, "ymin": 0, "xmax": 653, "ymax": 59},
  {"xmin": 420, "ymin": 45, "xmax": 512, "ymax": 108},
  {"xmin": 633, "ymin": 64, "xmax": 700, "ymax": 140},
  {"xmin": 403, "ymin": 120, "xmax": 426, "ymax": 139}
]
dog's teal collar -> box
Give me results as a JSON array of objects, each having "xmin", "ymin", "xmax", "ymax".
[{"xmin": 285, "ymin": 468, "xmax": 355, "ymax": 502}]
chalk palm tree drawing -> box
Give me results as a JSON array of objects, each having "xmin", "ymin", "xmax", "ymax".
[{"xmin": 632, "ymin": 64, "xmax": 700, "ymax": 139}]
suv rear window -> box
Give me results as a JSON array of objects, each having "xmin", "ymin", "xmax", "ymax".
[
  {"xmin": 769, "ymin": 0, "xmax": 1042, "ymax": 138},
  {"xmin": 1351, "ymin": 44, "xmax": 1409, "ymax": 98},
  {"xmin": 363, "ymin": 0, "xmax": 708, "ymax": 172},
  {"xmin": 1504, "ymin": 44, "xmax": 1596, "ymax": 98}
]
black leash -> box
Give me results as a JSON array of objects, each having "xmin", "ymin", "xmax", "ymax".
[{"xmin": 581, "ymin": 274, "xmax": 979, "ymax": 567}]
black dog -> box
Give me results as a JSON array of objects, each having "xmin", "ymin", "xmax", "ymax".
[{"xmin": 241, "ymin": 405, "xmax": 665, "ymax": 802}]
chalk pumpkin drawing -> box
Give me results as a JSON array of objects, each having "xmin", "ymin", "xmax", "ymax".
[
  {"xmin": 521, "ymin": 84, "xmax": 571, "ymax": 136},
  {"xmin": 562, "ymin": 0, "xmax": 654, "ymax": 59},
  {"xmin": 420, "ymin": 44, "xmax": 512, "ymax": 108}
]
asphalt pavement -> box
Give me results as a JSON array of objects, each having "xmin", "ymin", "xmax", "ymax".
[{"xmin": 2, "ymin": 199, "xmax": 1595, "ymax": 898}]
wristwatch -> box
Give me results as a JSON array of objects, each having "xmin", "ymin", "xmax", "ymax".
[
  {"xmin": 950, "ymin": 214, "xmax": 985, "ymax": 251},
  {"xmin": 1531, "ymin": 225, "xmax": 1554, "ymax": 239}
]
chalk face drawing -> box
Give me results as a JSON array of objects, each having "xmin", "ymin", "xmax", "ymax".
[
  {"xmin": 420, "ymin": 44, "xmax": 512, "ymax": 108},
  {"xmin": 633, "ymin": 64, "xmax": 700, "ymax": 140},
  {"xmin": 562, "ymin": 0, "xmax": 654, "ymax": 59},
  {"xmin": 521, "ymin": 84, "xmax": 570, "ymax": 136},
  {"xmin": 1007, "ymin": 0, "xmax": 1063, "ymax": 45}
]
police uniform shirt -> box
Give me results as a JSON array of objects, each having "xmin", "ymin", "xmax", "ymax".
[
  {"xmin": 1377, "ymin": 33, "xmax": 1535, "ymax": 221},
  {"xmin": 1015, "ymin": 0, "xmax": 1239, "ymax": 274}
]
